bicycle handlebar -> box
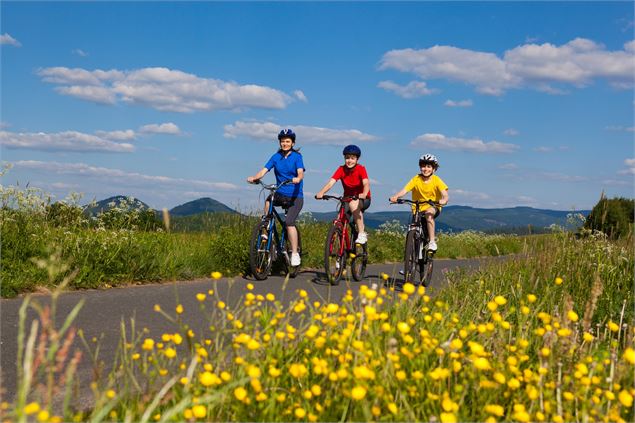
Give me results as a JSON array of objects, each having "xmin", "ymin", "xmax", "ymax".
[
  {"xmin": 249, "ymin": 179, "xmax": 294, "ymax": 192},
  {"xmin": 315, "ymin": 194, "xmax": 359, "ymax": 201},
  {"xmin": 389, "ymin": 198, "xmax": 442, "ymax": 208}
]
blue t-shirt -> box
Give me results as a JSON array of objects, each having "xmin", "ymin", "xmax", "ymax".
[{"xmin": 264, "ymin": 150, "xmax": 305, "ymax": 198}]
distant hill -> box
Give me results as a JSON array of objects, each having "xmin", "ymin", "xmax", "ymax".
[
  {"xmin": 169, "ymin": 197, "xmax": 236, "ymax": 216},
  {"xmin": 84, "ymin": 195, "xmax": 151, "ymax": 215},
  {"xmin": 309, "ymin": 205, "xmax": 590, "ymax": 233}
]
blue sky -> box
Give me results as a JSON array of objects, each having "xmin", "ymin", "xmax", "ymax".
[{"xmin": 1, "ymin": 1, "xmax": 633, "ymax": 213}]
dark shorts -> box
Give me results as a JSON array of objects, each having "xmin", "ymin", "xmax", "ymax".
[
  {"xmin": 272, "ymin": 193, "xmax": 304, "ymax": 227},
  {"xmin": 345, "ymin": 197, "xmax": 371, "ymax": 214}
]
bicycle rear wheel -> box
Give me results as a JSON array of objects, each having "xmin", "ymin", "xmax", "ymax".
[
  {"xmin": 351, "ymin": 242, "xmax": 368, "ymax": 281},
  {"xmin": 285, "ymin": 227, "xmax": 302, "ymax": 278},
  {"xmin": 324, "ymin": 225, "xmax": 345, "ymax": 285},
  {"xmin": 403, "ymin": 230, "xmax": 418, "ymax": 285},
  {"xmin": 249, "ymin": 221, "xmax": 273, "ymax": 280}
]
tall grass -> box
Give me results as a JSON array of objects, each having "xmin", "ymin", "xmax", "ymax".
[
  {"xmin": 1, "ymin": 181, "xmax": 525, "ymax": 297},
  {"xmin": 3, "ymin": 232, "xmax": 633, "ymax": 422}
]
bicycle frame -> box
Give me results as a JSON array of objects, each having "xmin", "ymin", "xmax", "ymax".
[
  {"xmin": 262, "ymin": 199, "xmax": 287, "ymax": 258},
  {"xmin": 325, "ymin": 195, "xmax": 358, "ymax": 255}
]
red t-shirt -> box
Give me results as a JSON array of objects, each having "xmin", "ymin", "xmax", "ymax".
[{"xmin": 331, "ymin": 164, "xmax": 371, "ymax": 198}]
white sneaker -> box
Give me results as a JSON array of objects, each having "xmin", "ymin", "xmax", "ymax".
[
  {"xmin": 427, "ymin": 240, "xmax": 437, "ymax": 251},
  {"xmin": 355, "ymin": 232, "xmax": 368, "ymax": 244},
  {"xmin": 291, "ymin": 252, "xmax": 301, "ymax": 267}
]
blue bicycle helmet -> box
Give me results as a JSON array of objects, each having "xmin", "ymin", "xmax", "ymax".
[
  {"xmin": 278, "ymin": 128, "xmax": 296, "ymax": 142},
  {"xmin": 342, "ymin": 144, "xmax": 361, "ymax": 157}
]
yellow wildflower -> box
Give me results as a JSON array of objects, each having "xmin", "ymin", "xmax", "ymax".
[
  {"xmin": 24, "ymin": 402, "xmax": 40, "ymax": 415},
  {"xmin": 234, "ymin": 387, "xmax": 247, "ymax": 401},
  {"xmin": 192, "ymin": 405, "xmax": 206, "ymax": 418},
  {"xmin": 295, "ymin": 408, "xmax": 306, "ymax": 419},
  {"xmin": 618, "ymin": 390, "xmax": 633, "ymax": 407},
  {"xmin": 351, "ymin": 386, "xmax": 367, "ymax": 400},
  {"xmin": 211, "ymin": 271, "xmax": 222, "ymax": 279},
  {"xmin": 567, "ymin": 310, "xmax": 579, "ymax": 322},
  {"xmin": 484, "ymin": 404, "xmax": 504, "ymax": 417},
  {"xmin": 623, "ymin": 348, "xmax": 635, "ymax": 365}
]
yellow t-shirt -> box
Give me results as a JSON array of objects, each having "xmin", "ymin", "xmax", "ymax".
[{"xmin": 403, "ymin": 174, "xmax": 449, "ymax": 212}]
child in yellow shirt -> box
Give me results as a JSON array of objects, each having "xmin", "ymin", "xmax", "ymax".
[{"xmin": 390, "ymin": 154, "xmax": 449, "ymax": 251}]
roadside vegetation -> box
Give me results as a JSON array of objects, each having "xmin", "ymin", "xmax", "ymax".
[
  {"xmin": 2, "ymin": 227, "xmax": 633, "ymax": 422},
  {"xmin": 1, "ymin": 179, "xmax": 524, "ymax": 298}
]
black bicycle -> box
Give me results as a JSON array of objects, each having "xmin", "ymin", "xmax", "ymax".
[
  {"xmin": 390, "ymin": 198, "xmax": 440, "ymax": 287},
  {"xmin": 248, "ymin": 180, "xmax": 302, "ymax": 280},
  {"xmin": 316, "ymin": 194, "xmax": 368, "ymax": 285}
]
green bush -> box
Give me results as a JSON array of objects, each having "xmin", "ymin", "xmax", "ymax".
[{"xmin": 584, "ymin": 196, "xmax": 634, "ymax": 239}]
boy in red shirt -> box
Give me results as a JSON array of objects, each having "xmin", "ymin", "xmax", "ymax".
[{"xmin": 315, "ymin": 145, "xmax": 371, "ymax": 244}]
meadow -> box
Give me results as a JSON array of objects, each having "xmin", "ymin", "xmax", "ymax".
[
  {"xmin": 1, "ymin": 184, "xmax": 523, "ymax": 298},
  {"xmin": 2, "ymin": 229, "xmax": 633, "ymax": 422},
  {"xmin": 2, "ymin": 181, "xmax": 633, "ymax": 422}
]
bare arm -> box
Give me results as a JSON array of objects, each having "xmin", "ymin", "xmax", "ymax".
[
  {"xmin": 439, "ymin": 189, "xmax": 449, "ymax": 206},
  {"xmin": 247, "ymin": 168, "xmax": 268, "ymax": 183},
  {"xmin": 389, "ymin": 187, "xmax": 409, "ymax": 203},
  {"xmin": 359, "ymin": 178, "xmax": 370, "ymax": 199},
  {"xmin": 316, "ymin": 178, "xmax": 337, "ymax": 199},
  {"xmin": 292, "ymin": 168, "xmax": 304, "ymax": 184}
]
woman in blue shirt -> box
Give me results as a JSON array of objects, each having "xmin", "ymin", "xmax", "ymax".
[{"xmin": 247, "ymin": 129, "xmax": 304, "ymax": 266}]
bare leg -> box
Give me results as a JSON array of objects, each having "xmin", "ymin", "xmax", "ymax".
[
  {"xmin": 425, "ymin": 209, "xmax": 436, "ymax": 242},
  {"xmin": 287, "ymin": 225, "xmax": 298, "ymax": 253},
  {"xmin": 349, "ymin": 199, "xmax": 365, "ymax": 234}
]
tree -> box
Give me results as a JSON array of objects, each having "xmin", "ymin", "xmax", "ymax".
[{"xmin": 584, "ymin": 194, "xmax": 634, "ymax": 239}]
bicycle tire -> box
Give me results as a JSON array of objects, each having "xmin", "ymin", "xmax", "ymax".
[
  {"xmin": 351, "ymin": 242, "xmax": 368, "ymax": 281},
  {"xmin": 249, "ymin": 221, "xmax": 273, "ymax": 280},
  {"xmin": 419, "ymin": 254, "xmax": 434, "ymax": 287},
  {"xmin": 403, "ymin": 230, "xmax": 418, "ymax": 285},
  {"xmin": 324, "ymin": 225, "xmax": 345, "ymax": 285},
  {"xmin": 285, "ymin": 227, "xmax": 302, "ymax": 278}
]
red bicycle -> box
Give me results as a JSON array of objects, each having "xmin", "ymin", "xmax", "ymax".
[{"xmin": 317, "ymin": 195, "xmax": 368, "ymax": 285}]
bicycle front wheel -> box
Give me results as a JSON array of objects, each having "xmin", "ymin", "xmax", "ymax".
[
  {"xmin": 419, "ymin": 253, "xmax": 434, "ymax": 287},
  {"xmin": 403, "ymin": 230, "xmax": 418, "ymax": 285},
  {"xmin": 324, "ymin": 225, "xmax": 345, "ymax": 285},
  {"xmin": 351, "ymin": 242, "xmax": 368, "ymax": 281},
  {"xmin": 250, "ymin": 221, "xmax": 273, "ymax": 280},
  {"xmin": 285, "ymin": 227, "xmax": 302, "ymax": 278}
]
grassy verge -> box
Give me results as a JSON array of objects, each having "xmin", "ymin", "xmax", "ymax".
[
  {"xmin": 3, "ymin": 232, "xmax": 633, "ymax": 422},
  {"xmin": 2, "ymin": 208, "xmax": 525, "ymax": 297}
]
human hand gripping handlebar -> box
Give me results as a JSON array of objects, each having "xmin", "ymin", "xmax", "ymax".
[{"xmin": 248, "ymin": 179, "xmax": 294, "ymax": 193}]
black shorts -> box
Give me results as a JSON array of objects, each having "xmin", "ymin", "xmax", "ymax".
[{"xmin": 272, "ymin": 193, "xmax": 304, "ymax": 227}]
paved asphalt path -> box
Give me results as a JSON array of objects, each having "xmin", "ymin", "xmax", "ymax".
[{"xmin": 1, "ymin": 258, "xmax": 506, "ymax": 406}]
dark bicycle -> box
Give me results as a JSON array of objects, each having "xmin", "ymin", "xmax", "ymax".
[
  {"xmin": 317, "ymin": 194, "xmax": 368, "ymax": 285},
  {"xmin": 390, "ymin": 198, "xmax": 440, "ymax": 287},
  {"xmin": 249, "ymin": 180, "xmax": 302, "ymax": 280}
]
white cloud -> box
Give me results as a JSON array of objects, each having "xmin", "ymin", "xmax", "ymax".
[
  {"xmin": 539, "ymin": 172, "xmax": 588, "ymax": 182},
  {"xmin": 534, "ymin": 146, "xmax": 553, "ymax": 153},
  {"xmin": 95, "ymin": 130, "xmax": 137, "ymax": 141},
  {"xmin": 0, "ymin": 33, "xmax": 21, "ymax": 47},
  {"xmin": 504, "ymin": 128, "xmax": 520, "ymax": 136},
  {"xmin": 619, "ymin": 158, "xmax": 635, "ymax": 175},
  {"xmin": 139, "ymin": 122, "xmax": 181, "ymax": 135},
  {"xmin": 499, "ymin": 163, "xmax": 518, "ymax": 170},
  {"xmin": 12, "ymin": 160, "xmax": 237, "ymax": 191},
  {"xmin": 0, "ymin": 130, "xmax": 134, "ymax": 153},
  {"xmin": 444, "ymin": 99, "xmax": 473, "ymax": 108},
  {"xmin": 224, "ymin": 121, "xmax": 378, "ymax": 146},
  {"xmin": 72, "ymin": 49, "xmax": 88, "ymax": 57},
  {"xmin": 37, "ymin": 66, "xmax": 295, "ymax": 112},
  {"xmin": 605, "ymin": 125, "xmax": 635, "ymax": 132},
  {"xmin": 379, "ymin": 38, "xmax": 635, "ymax": 95},
  {"xmin": 377, "ymin": 80, "xmax": 437, "ymax": 98},
  {"xmin": 411, "ymin": 133, "xmax": 519, "ymax": 153},
  {"xmin": 451, "ymin": 189, "xmax": 492, "ymax": 201},
  {"xmin": 293, "ymin": 90, "xmax": 308, "ymax": 102}
]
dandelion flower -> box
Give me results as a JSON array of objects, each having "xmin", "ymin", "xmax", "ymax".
[
  {"xmin": 24, "ymin": 402, "xmax": 40, "ymax": 415},
  {"xmin": 403, "ymin": 283, "xmax": 415, "ymax": 294},
  {"xmin": 527, "ymin": 294, "xmax": 537, "ymax": 303},
  {"xmin": 388, "ymin": 403, "xmax": 398, "ymax": 415},
  {"xmin": 397, "ymin": 322, "xmax": 411, "ymax": 334},
  {"xmin": 295, "ymin": 408, "xmax": 306, "ymax": 418},
  {"xmin": 192, "ymin": 405, "xmax": 206, "ymax": 418},
  {"xmin": 176, "ymin": 304, "xmax": 184, "ymax": 314},
  {"xmin": 554, "ymin": 277, "xmax": 563, "ymax": 285},
  {"xmin": 36, "ymin": 410, "xmax": 50, "ymax": 422},
  {"xmin": 623, "ymin": 348, "xmax": 635, "ymax": 365},
  {"xmin": 618, "ymin": 390, "xmax": 633, "ymax": 407},
  {"xmin": 153, "ymin": 304, "xmax": 161, "ymax": 312},
  {"xmin": 494, "ymin": 295, "xmax": 507, "ymax": 305},
  {"xmin": 211, "ymin": 271, "xmax": 222, "ymax": 279},
  {"xmin": 567, "ymin": 310, "xmax": 579, "ymax": 322},
  {"xmin": 608, "ymin": 321, "xmax": 619, "ymax": 332},
  {"xmin": 196, "ymin": 293, "xmax": 206, "ymax": 302},
  {"xmin": 484, "ymin": 404, "xmax": 504, "ymax": 417},
  {"xmin": 234, "ymin": 387, "xmax": 248, "ymax": 401},
  {"xmin": 440, "ymin": 412, "xmax": 457, "ymax": 423},
  {"xmin": 473, "ymin": 357, "xmax": 491, "ymax": 370}
]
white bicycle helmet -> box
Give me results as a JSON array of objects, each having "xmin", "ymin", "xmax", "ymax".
[{"xmin": 419, "ymin": 154, "xmax": 439, "ymax": 169}]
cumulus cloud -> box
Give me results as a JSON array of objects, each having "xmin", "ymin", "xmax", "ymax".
[
  {"xmin": 379, "ymin": 38, "xmax": 635, "ymax": 95},
  {"xmin": 223, "ymin": 120, "xmax": 378, "ymax": 146},
  {"xmin": 444, "ymin": 99, "xmax": 473, "ymax": 108},
  {"xmin": 293, "ymin": 90, "xmax": 308, "ymax": 102},
  {"xmin": 0, "ymin": 33, "xmax": 21, "ymax": 47},
  {"xmin": 37, "ymin": 66, "xmax": 295, "ymax": 112},
  {"xmin": 411, "ymin": 133, "xmax": 519, "ymax": 153},
  {"xmin": 13, "ymin": 160, "xmax": 237, "ymax": 191},
  {"xmin": 0, "ymin": 130, "xmax": 134, "ymax": 153},
  {"xmin": 377, "ymin": 80, "xmax": 437, "ymax": 98},
  {"xmin": 619, "ymin": 158, "xmax": 635, "ymax": 175},
  {"xmin": 95, "ymin": 130, "xmax": 137, "ymax": 141},
  {"xmin": 139, "ymin": 122, "xmax": 181, "ymax": 135}
]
